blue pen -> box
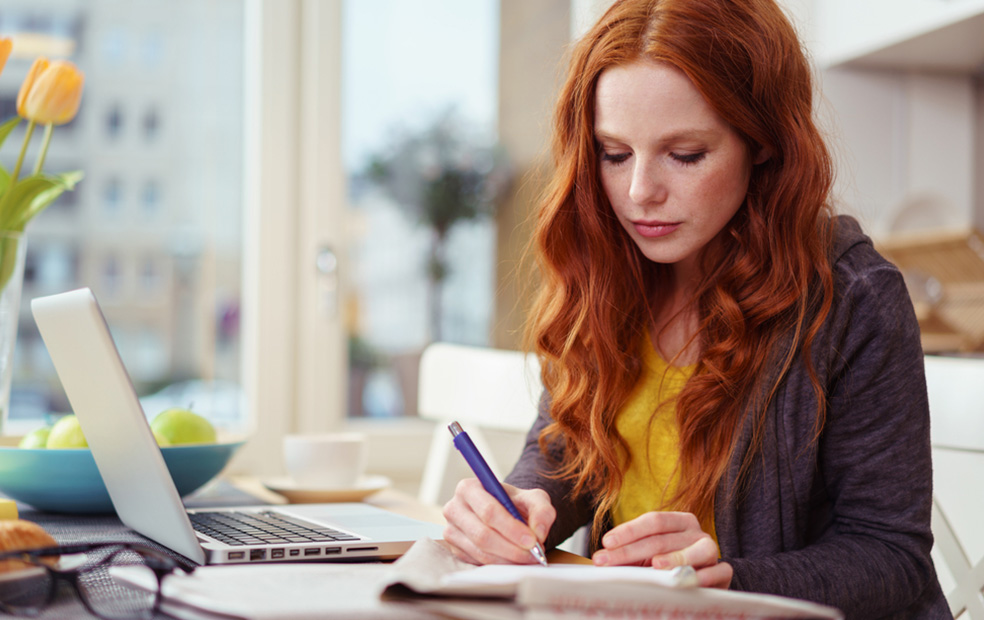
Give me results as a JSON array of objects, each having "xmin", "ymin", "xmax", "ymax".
[{"xmin": 449, "ymin": 421, "xmax": 548, "ymax": 566}]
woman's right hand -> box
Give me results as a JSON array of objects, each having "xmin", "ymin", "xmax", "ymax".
[{"xmin": 442, "ymin": 478, "xmax": 556, "ymax": 565}]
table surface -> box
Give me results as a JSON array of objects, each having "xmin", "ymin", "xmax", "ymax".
[
  {"xmin": 5, "ymin": 478, "xmax": 418, "ymax": 618},
  {"xmin": 6, "ymin": 476, "xmax": 587, "ymax": 619}
]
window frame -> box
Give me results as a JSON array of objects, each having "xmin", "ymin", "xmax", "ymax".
[{"xmin": 237, "ymin": 0, "xmax": 346, "ymax": 474}]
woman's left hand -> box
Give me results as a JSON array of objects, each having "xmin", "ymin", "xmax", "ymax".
[{"xmin": 591, "ymin": 511, "xmax": 733, "ymax": 589}]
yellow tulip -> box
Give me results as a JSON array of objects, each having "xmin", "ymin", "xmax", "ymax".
[
  {"xmin": 16, "ymin": 57, "xmax": 48, "ymax": 116},
  {"xmin": 0, "ymin": 38, "xmax": 11, "ymax": 77},
  {"xmin": 17, "ymin": 58, "xmax": 84, "ymax": 125}
]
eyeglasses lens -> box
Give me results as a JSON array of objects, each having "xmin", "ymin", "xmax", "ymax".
[
  {"xmin": 77, "ymin": 548, "xmax": 160, "ymax": 620},
  {"xmin": 0, "ymin": 558, "xmax": 53, "ymax": 612}
]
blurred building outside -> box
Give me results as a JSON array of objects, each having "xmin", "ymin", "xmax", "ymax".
[
  {"xmin": 0, "ymin": 0, "xmax": 244, "ymax": 433},
  {"xmin": 0, "ymin": 0, "xmax": 517, "ymax": 431}
]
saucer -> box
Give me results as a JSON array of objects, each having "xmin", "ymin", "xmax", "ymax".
[{"xmin": 262, "ymin": 475, "xmax": 391, "ymax": 503}]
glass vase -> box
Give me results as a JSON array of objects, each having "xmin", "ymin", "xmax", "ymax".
[{"xmin": 0, "ymin": 232, "xmax": 26, "ymax": 434}]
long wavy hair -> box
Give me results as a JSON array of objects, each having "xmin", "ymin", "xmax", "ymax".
[{"xmin": 526, "ymin": 0, "xmax": 835, "ymax": 537}]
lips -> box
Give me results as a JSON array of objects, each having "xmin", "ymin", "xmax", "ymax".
[{"xmin": 632, "ymin": 220, "xmax": 680, "ymax": 238}]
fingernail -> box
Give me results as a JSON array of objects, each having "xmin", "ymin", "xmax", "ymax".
[
  {"xmin": 520, "ymin": 534, "xmax": 536, "ymax": 548},
  {"xmin": 594, "ymin": 552, "xmax": 609, "ymax": 566},
  {"xmin": 535, "ymin": 524, "xmax": 547, "ymax": 541},
  {"xmin": 652, "ymin": 556, "xmax": 669, "ymax": 569},
  {"xmin": 602, "ymin": 534, "xmax": 616, "ymax": 548}
]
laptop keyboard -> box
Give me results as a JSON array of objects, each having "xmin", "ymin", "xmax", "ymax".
[{"xmin": 189, "ymin": 510, "xmax": 362, "ymax": 547}]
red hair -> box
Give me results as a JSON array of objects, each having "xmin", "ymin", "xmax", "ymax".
[{"xmin": 526, "ymin": 0, "xmax": 835, "ymax": 536}]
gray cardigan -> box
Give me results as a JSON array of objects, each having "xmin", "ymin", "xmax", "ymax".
[{"xmin": 505, "ymin": 217, "xmax": 949, "ymax": 619}]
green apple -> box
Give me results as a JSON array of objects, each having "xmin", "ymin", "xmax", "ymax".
[
  {"xmin": 18, "ymin": 426, "xmax": 52, "ymax": 449},
  {"xmin": 45, "ymin": 415, "xmax": 88, "ymax": 448},
  {"xmin": 152, "ymin": 428, "xmax": 171, "ymax": 447},
  {"xmin": 150, "ymin": 408, "xmax": 216, "ymax": 445}
]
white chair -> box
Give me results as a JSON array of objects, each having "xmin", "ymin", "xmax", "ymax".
[
  {"xmin": 925, "ymin": 355, "xmax": 984, "ymax": 619},
  {"xmin": 416, "ymin": 342, "xmax": 543, "ymax": 507}
]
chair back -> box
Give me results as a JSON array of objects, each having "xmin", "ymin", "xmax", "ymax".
[
  {"xmin": 416, "ymin": 342, "xmax": 542, "ymax": 506},
  {"xmin": 925, "ymin": 354, "xmax": 984, "ymax": 619}
]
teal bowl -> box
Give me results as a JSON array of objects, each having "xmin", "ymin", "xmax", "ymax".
[{"xmin": 0, "ymin": 441, "xmax": 245, "ymax": 514}]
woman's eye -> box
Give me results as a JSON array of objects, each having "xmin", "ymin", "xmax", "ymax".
[
  {"xmin": 601, "ymin": 151, "xmax": 630, "ymax": 165},
  {"xmin": 671, "ymin": 152, "xmax": 705, "ymax": 165}
]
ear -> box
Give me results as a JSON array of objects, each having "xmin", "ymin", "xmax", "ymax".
[{"xmin": 753, "ymin": 145, "xmax": 772, "ymax": 165}]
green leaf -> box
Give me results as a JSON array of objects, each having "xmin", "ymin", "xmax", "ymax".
[
  {"xmin": 2, "ymin": 175, "xmax": 65, "ymax": 230},
  {"xmin": 0, "ymin": 167, "xmax": 10, "ymax": 200},
  {"xmin": 0, "ymin": 234, "xmax": 23, "ymax": 292},
  {"xmin": 0, "ymin": 170, "xmax": 83, "ymax": 230},
  {"xmin": 16, "ymin": 170, "xmax": 84, "ymax": 228},
  {"xmin": 53, "ymin": 170, "xmax": 84, "ymax": 189},
  {"xmin": 0, "ymin": 117, "xmax": 21, "ymax": 153}
]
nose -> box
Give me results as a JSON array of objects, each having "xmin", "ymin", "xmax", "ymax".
[{"xmin": 628, "ymin": 159, "xmax": 666, "ymax": 206}]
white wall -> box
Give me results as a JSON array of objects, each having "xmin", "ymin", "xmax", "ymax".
[
  {"xmin": 818, "ymin": 69, "xmax": 976, "ymax": 236},
  {"xmin": 798, "ymin": 0, "xmax": 982, "ymax": 239}
]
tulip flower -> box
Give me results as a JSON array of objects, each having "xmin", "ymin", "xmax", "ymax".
[
  {"xmin": 0, "ymin": 54, "xmax": 84, "ymax": 238},
  {"xmin": 17, "ymin": 58, "xmax": 84, "ymax": 126},
  {"xmin": 0, "ymin": 38, "xmax": 11, "ymax": 77}
]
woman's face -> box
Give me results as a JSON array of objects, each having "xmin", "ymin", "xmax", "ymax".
[{"xmin": 595, "ymin": 59, "xmax": 759, "ymax": 279}]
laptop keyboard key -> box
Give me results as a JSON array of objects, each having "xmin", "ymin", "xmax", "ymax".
[{"xmin": 189, "ymin": 511, "xmax": 361, "ymax": 548}]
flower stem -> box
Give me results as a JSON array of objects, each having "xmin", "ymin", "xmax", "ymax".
[
  {"xmin": 11, "ymin": 119, "xmax": 36, "ymax": 185},
  {"xmin": 0, "ymin": 120, "xmax": 35, "ymax": 228},
  {"xmin": 34, "ymin": 123, "xmax": 53, "ymax": 176}
]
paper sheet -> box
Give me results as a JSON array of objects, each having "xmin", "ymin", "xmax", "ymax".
[
  {"xmin": 111, "ymin": 538, "xmax": 843, "ymax": 620},
  {"xmin": 112, "ymin": 562, "xmax": 430, "ymax": 620}
]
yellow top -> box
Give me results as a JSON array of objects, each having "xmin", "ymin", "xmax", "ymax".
[{"xmin": 612, "ymin": 336, "xmax": 717, "ymax": 544}]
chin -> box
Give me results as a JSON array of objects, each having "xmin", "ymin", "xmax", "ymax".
[{"xmin": 633, "ymin": 242, "xmax": 692, "ymax": 266}]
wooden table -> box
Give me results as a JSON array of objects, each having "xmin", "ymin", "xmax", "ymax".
[{"xmin": 228, "ymin": 474, "xmax": 592, "ymax": 565}]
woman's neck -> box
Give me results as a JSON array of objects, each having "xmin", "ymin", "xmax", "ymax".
[{"xmin": 651, "ymin": 276, "xmax": 701, "ymax": 366}]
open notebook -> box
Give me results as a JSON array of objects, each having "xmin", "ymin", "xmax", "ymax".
[{"xmin": 31, "ymin": 287, "xmax": 443, "ymax": 565}]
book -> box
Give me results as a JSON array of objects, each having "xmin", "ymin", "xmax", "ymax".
[
  {"xmin": 517, "ymin": 575, "xmax": 843, "ymax": 619},
  {"xmin": 110, "ymin": 538, "xmax": 843, "ymax": 620},
  {"xmin": 382, "ymin": 539, "xmax": 844, "ymax": 620}
]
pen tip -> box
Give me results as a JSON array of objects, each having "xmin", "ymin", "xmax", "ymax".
[{"xmin": 532, "ymin": 543, "xmax": 548, "ymax": 567}]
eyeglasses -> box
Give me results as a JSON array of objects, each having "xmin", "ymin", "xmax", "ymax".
[{"xmin": 0, "ymin": 541, "xmax": 192, "ymax": 619}]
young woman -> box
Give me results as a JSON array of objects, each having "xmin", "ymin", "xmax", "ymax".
[{"xmin": 441, "ymin": 0, "xmax": 948, "ymax": 617}]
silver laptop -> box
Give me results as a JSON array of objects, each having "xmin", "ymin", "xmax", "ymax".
[{"xmin": 31, "ymin": 287, "xmax": 442, "ymax": 566}]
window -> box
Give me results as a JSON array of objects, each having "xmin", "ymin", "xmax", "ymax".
[
  {"xmin": 101, "ymin": 254, "xmax": 121, "ymax": 295},
  {"xmin": 341, "ymin": 0, "xmax": 500, "ymax": 418},
  {"xmin": 101, "ymin": 28, "xmax": 125, "ymax": 65},
  {"xmin": 102, "ymin": 177, "xmax": 122, "ymax": 215},
  {"xmin": 141, "ymin": 179, "xmax": 160, "ymax": 215},
  {"xmin": 139, "ymin": 257, "xmax": 160, "ymax": 293},
  {"xmin": 105, "ymin": 104, "xmax": 123, "ymax": 139},
  {"xmin": 140, "ymin": 32, "xmax": 164, "ymax": 69},
  {"xmin": 5, "ymin": 0, "xmax": 245, "ymax": 436},
  {"xmin": 31, "ymin": 244, "xmax": 77, "ymax": 290},
  {"xmin": 143, "ymin": 107, "xmax": 159, "ymax": 141}
]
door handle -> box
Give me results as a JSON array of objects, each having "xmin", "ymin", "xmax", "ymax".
[{"xmin": 316, "ymin": 245, "xmax": 338, "ymax": 319}]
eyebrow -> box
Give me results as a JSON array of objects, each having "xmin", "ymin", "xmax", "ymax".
[{"xmin": 594, "ymin": 128, "xmax": 718, "ymax": 145}]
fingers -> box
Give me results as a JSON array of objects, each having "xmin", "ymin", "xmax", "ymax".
[
  {"xmin": 650, "ymin": 535, "xmax": 719, "ymax": 570},
  {"xmin": 594, "ymin": 531, "xmax": 696, "ymax": 566},
  {"xmin": 443, "ymin": 520, "xmax": 526, "ymax": 565},
  {"xmin": 593, "ymin": 511, "xmax": 720, "ymax": 572},
  {"xmin": 602, "ymin": 511, "xmax": 698, "ymax": 549},
  {"xmin": 514, "ymin": 487, "xmax": 556, "ymax": 543},
  {"xmin": 442, "ymin": 478, "xmax": 555, "ymax": 565},
  {"xmin": 696, "ymin": 560, "xmax": 733, "ymax": 589}
]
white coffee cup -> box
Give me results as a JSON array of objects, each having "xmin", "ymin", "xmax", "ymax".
[{"xmin": 283, "ymin": 432, "xmax": 368, "ymax": 488}]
